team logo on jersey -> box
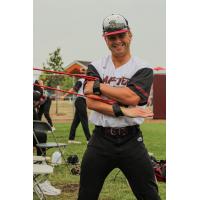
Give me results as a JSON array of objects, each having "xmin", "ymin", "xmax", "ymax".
[{"xmin": 103, "ymin": 75, "xmax": 129, "ymax": 86}]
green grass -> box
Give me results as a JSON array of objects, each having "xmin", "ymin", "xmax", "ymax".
[{"xmin": 34, "ymin": 122, "xmax": 166, "ymax": 200}]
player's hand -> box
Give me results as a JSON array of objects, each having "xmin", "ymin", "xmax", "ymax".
[
  {"xmin": 84, "ymin": 81, "xmax": 95, "ymax": 95},
  {"xmin": 121, "ymin": 107, "xmax": 154, "ymax": 118}
]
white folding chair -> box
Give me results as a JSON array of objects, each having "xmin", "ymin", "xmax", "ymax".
[
  {"xmin": 33, "ymin": 156, "xmax": 51, "ymax": 165},
  {"xmin": 33, "ymin": 164, "xmax": 54, "ymax": 200}
]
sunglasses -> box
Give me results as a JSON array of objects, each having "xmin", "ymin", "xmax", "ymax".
[{"xmin": 106, "ymin": 33, "xmax": 127, "ymax": 41}]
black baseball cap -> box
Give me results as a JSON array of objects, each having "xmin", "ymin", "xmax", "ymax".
[{"xmin": 102, "ymin": 14, "xmax": 129, "ymax": 36}]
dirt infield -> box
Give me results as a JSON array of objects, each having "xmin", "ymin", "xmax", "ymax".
[{"xmin": 48, "ymin": 100, "xmax": 166, "ymax": 124}]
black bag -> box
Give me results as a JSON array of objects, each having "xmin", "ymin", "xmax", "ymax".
[{"xmin": 67, "ymin": 155, "xmax": 79, "ymax": 165}]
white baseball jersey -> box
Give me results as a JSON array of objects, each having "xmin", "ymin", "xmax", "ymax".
[
  {"xmin": 73, "ymin": 78, "xmax": 85, "ymax": 98},
  {"xmin": 87, "ymin": 55, "xmax": 153, "ymax": 127}
]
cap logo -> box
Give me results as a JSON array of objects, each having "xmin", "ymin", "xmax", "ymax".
[
  {"xmin": 109, "ymin": 20, "xmax": 117, "ymax": 28},
  {"xmin": 110, "ymin": 20, "xmax": 125, "ymax": 29}
]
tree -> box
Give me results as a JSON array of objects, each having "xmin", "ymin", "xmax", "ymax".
[
  {"xmin": 40, "ymin": 48, "xmax": 65, "ymax": 88},
  {"xmin": 39, "ymin": 47, "xmax": 74, "ymax": 97}
]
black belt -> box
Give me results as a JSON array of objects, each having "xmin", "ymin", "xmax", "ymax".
[{"xmin": 95, "ymin": 125, "xmax": 139, "ymax": 137}]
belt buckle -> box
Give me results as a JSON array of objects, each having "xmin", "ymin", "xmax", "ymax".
[
  {"xmin": 110, "ymin": 128, "xmax": 127, "ymax": 136},
  {"xmin": 110, "ymin": 128, "xmax": 119, "ymax": 136},
  {"xmin": 120, "ymin": 127, "xmax": 127, "ymax": 136}
]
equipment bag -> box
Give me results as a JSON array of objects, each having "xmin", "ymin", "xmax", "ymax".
[{"xmin": 150, "ymin": 155, "xmax": 166, "ymax": 182}]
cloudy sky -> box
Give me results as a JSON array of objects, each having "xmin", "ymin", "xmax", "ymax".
[{"xmin": 34, "ymin": 0, "xmax": 165, "ymax": 68}]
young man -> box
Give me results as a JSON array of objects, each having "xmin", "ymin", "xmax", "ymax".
[
  {"xmin": 63, "ymin": 77, "xmax": 91, "ymax": 144},
  {"xmin": 78, "ymin": 14, "xmax": 160, "ymax": 200},
  {"xmin": 35, "ymin": 80, "xmax": 55, "ymax": 131}
]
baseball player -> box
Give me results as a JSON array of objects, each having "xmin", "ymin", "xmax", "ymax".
[
  {"xmin": 63, "ymin": 78, "xmax": 91, "ymax": 144},
  {"xmin": 78, "ymin": 14, "xmax": 160, "ymax": 200}
]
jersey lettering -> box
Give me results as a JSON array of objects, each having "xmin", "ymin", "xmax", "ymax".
[{"xmin": 102, "ymin": 75, "xmax": 129, "ymax": 86}]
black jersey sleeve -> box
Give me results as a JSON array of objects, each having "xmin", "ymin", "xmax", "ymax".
[
  {"xmin": 127, "ymin": 68, "xmax": 153, "ymax": 105},
  {"xmin": 86, "ymin": 64, "xmax": 102, "ymax": 82},
  {"xmin": 73, "ymin": 80, "xmax": 82, "ymax": 92}
]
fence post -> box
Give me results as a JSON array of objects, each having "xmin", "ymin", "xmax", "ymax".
[{"xmin": 55, "ymin": 85, "xmax": 60, "ymax": 114}]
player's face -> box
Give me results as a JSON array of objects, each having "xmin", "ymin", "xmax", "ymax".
[{"xmin": 105, "ymin": 32, "xmax": 132, "ymax": 57}]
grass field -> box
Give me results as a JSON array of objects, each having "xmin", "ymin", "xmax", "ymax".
[{"xmin": 34, "ymin": 122, "xmax": 166, "ymax": 200}]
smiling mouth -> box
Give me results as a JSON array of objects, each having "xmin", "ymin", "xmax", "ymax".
[{"xmin": 112, "ymin": 43, "xmax": 125, "ymax": 48}]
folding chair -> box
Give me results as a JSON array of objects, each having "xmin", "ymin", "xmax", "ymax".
[
  {"xmin": 33, "ymin": 156, "xmax": 51, "ymax": 165},
  {"xmin": 33, "ymin": 120, "xmax": 67, "ymax": 164},
  {"xmin": 33, "ymin": 164, "xmax": 54, "ymax": 200}
]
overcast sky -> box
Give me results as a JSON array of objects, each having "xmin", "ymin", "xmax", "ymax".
[{"xmin": 34, "ymin": 0, "xmax": 165, "ymax": 68}]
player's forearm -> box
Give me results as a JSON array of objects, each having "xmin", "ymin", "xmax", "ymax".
[
  {"xmin": 86, "ymin": 97, "xmax": 154, "ymax": 118},
  {"xmin": 86, "ymin": 98, "xmax": 116, "ymax": 117},
  {"xmin": 100, "ymin": 83, "xmax": 140, "ymax": 106}
]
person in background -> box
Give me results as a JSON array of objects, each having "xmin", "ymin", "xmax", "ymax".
[
  {"xmin": 33, "ymin": 89, "xmax": 41, "ymax": 120},
  {"xmin": 35, "ymin": 80, "xmax": 55, "ymax": 131},
  {"xmin": 63, "ymin": 75, "xmax": 91, "ymax": 144},
  {"xmin": 33, "ymin": 85, "xmax": 47, "ymax": 156}
]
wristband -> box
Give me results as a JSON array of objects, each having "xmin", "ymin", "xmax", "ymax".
[
  {"xmin": 93, "ymin": 80, "xmax": 101, "ymax": 95},
  {"xmin": 112, "ymin": 103, "xmax": 124, "ymax": 117}
]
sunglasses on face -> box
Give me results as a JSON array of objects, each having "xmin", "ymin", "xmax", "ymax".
[{"xmin": 106, "ymin": 33, "xmax": 127, "ymax": 41}]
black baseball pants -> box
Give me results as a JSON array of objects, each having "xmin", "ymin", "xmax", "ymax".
[
  {"xmin": 33, "ymin": 132, "xmax": 47, "ymax": 156},
  {"xmin": 69, "ymin": 97, "xmax": 91, "ymax": 141},
  {"xmin": 78, "ymin": 126, "xmax": 161, "ymax": 200}
]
